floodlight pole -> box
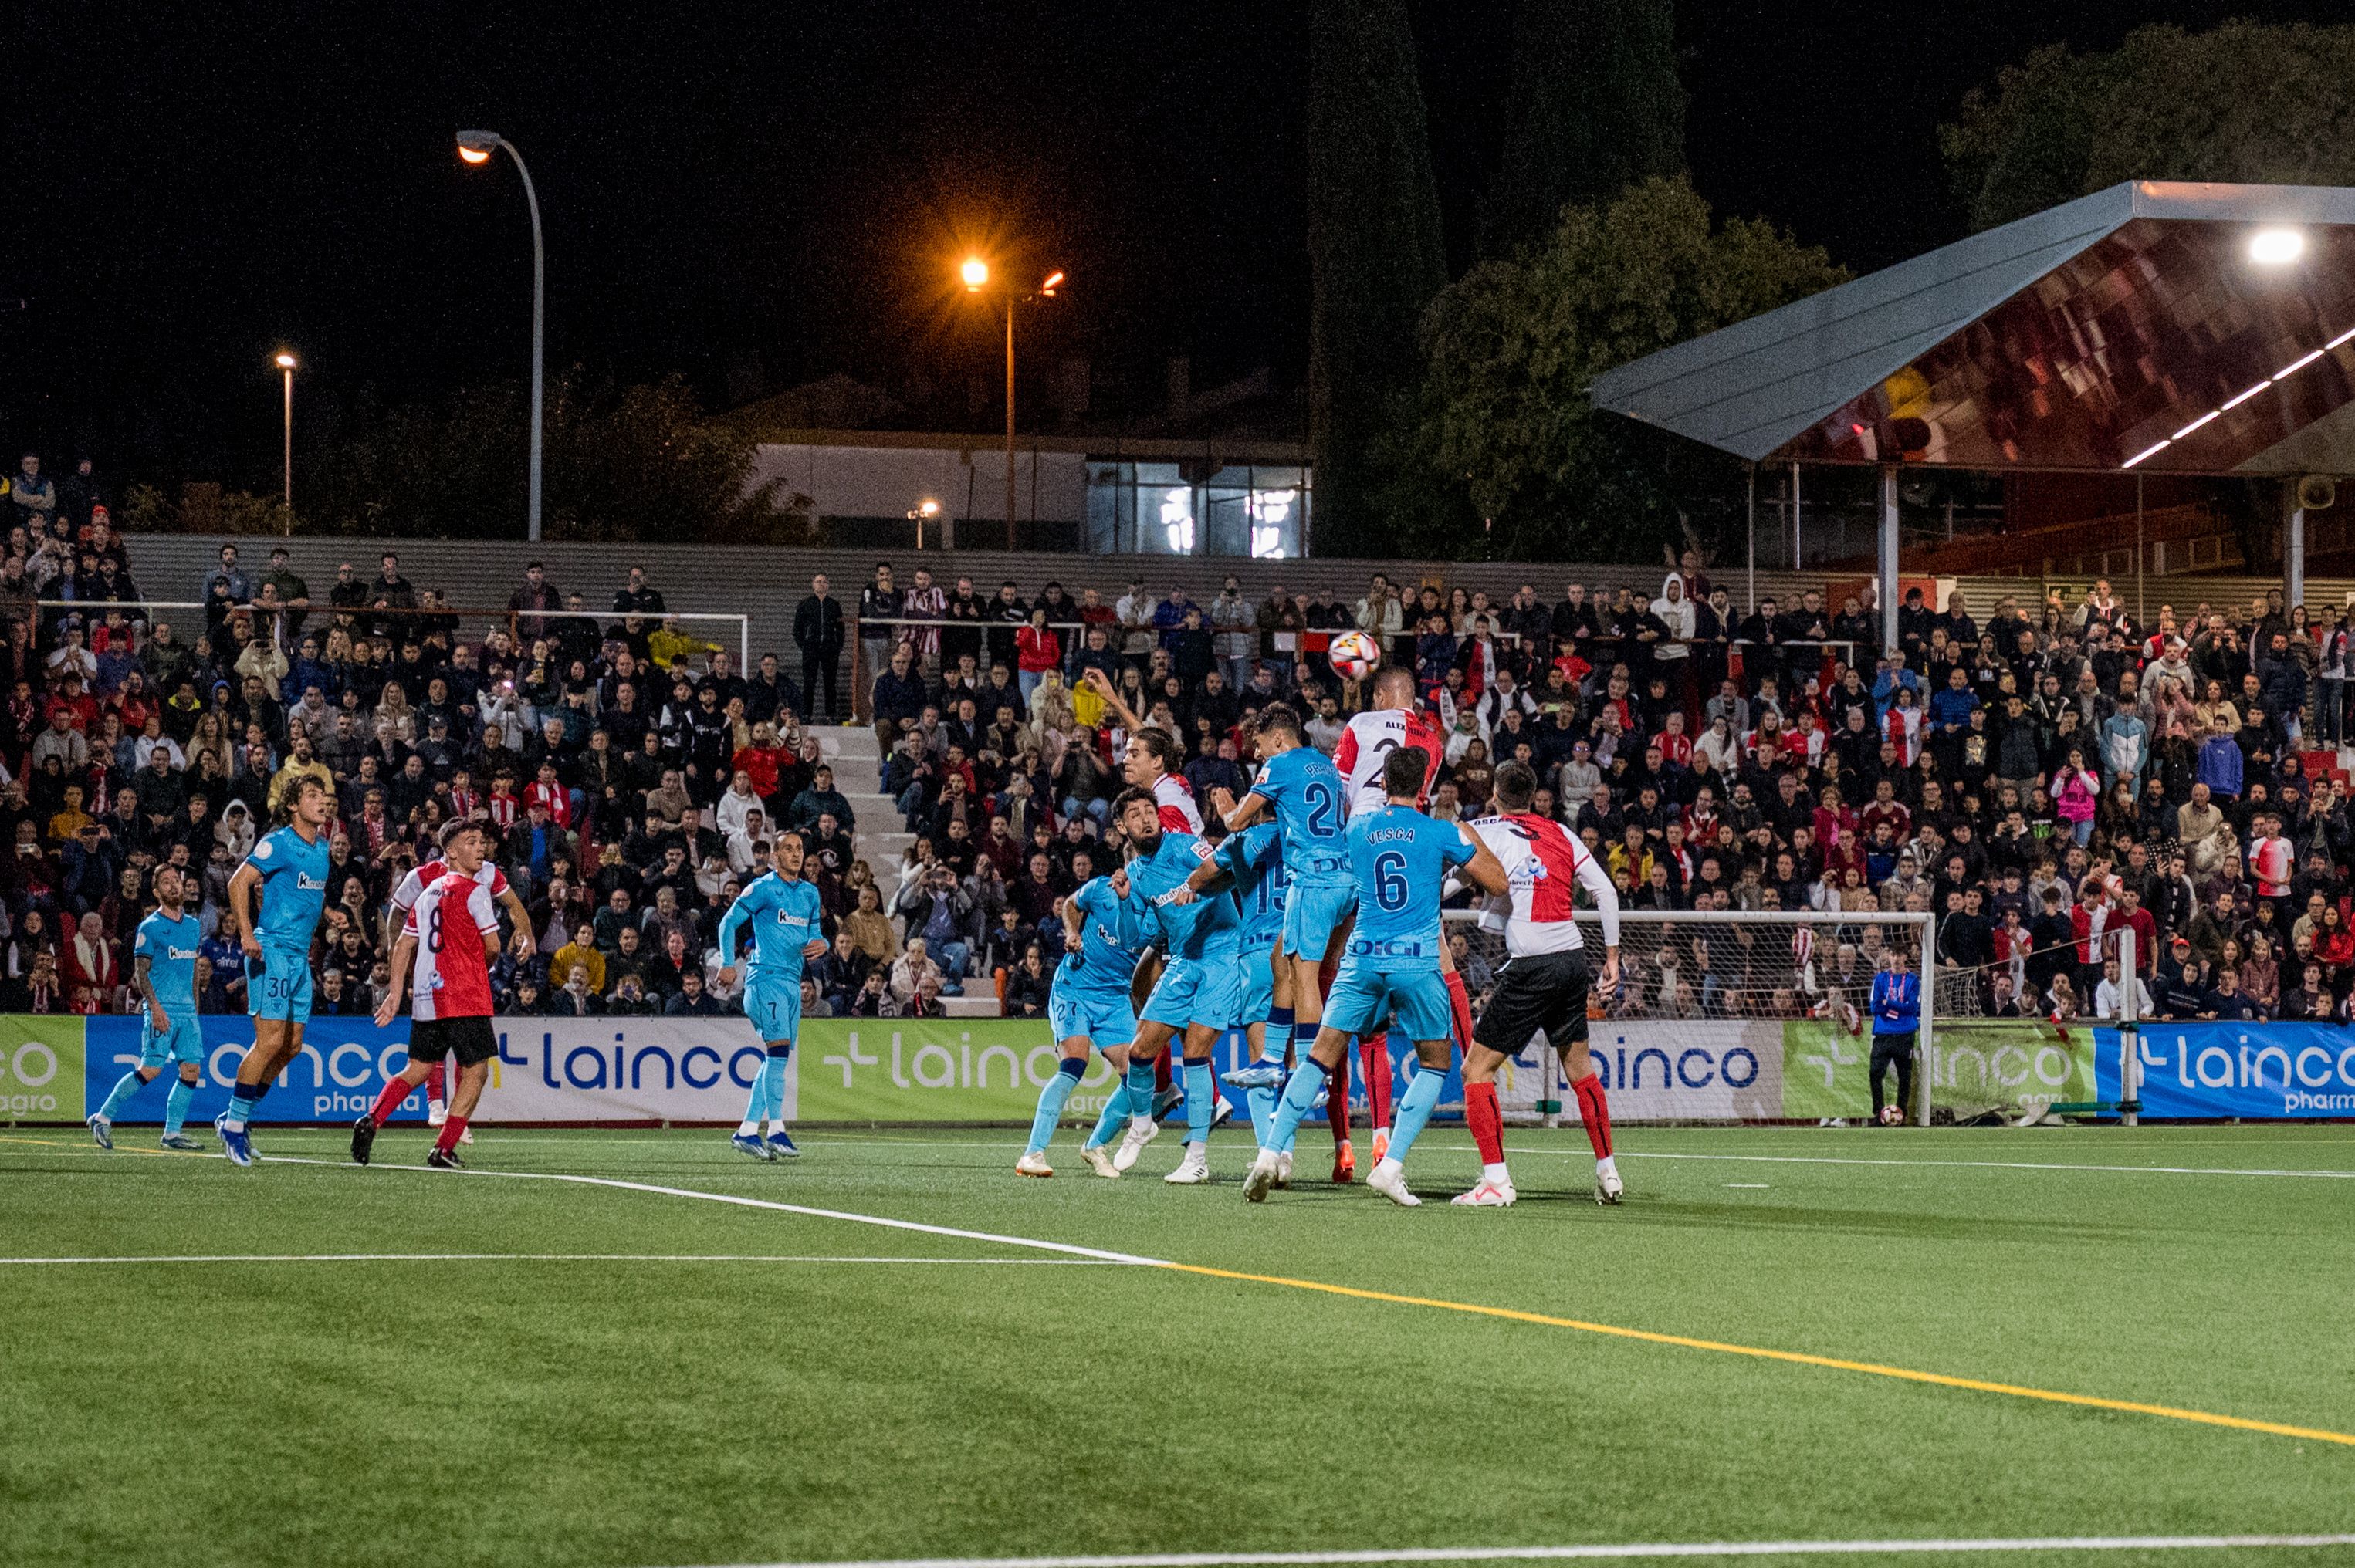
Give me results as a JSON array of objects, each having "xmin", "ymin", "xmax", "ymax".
[
  {"xmin": 1879, "ymin": 465, "xmax": 1900, "ymax": 654},
  {"xmin": 2287, "ymin": 485, "xmax": 2306, "ymax": 612}
]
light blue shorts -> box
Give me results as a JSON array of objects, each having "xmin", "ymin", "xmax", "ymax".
[
  {"xmin": 1141, "ymin": 957, "xmax": 1246, "ymax": 1033},
  {"xmin": 1281, "ymin": 880, "xmax": 1355, "ymax": 960},
  {"xmin": 139, "ymin": 1015, "xmax": 205, "ymax": 1070},
  {"xmin": 745, "ymin": 973, "xmax": 803, "ymax": 1045},
  {"xmin": 1048, "ymin": 983, "xmax": 1137, "ymax": 1047},
  {"xmin": 1234, "ymin": 948, "xmax": 1277, "ymax": 1029},
  {"xmin": 1324, "ymin": 960, "xmax": 1452, "ymax": 1044},
  {"xmin": 246, "ymin": 947, "xmax": 313, "ymax": 1024}
]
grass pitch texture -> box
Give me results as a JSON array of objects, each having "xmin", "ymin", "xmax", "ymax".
[{"xmin": 3, "ymin": 1125, "xmax": 2350, "ymax": 1568}]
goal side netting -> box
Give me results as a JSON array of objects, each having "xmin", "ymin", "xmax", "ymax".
[{"xmin": 1439, "ymin": 908, "xmax": 2058, "ymax": 1127}]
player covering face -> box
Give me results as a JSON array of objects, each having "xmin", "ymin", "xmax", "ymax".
[{"xmin": 1243, "ymin": 745, "xmax": 1509, "ymax": 1207}]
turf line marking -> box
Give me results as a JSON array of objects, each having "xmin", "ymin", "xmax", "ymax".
[
  {"xmin": 270, "ymin": 1156, "xmax": 2355, "ymax": 1451},
  {"xmin": 1615, "ymin": 1151, "xmax": 2355, "ymax": 1181},
  {"xmin": 693, "ymin": 1535, "xmax": 2355, "ymax": 1566},
  {"xmin": 0, "ymin": 1253, "xmax": 1133, "ymax": 1267},
  {"xmin": 264, "ymin": 1157, "xmax": 1170, "ymax": 1265}
]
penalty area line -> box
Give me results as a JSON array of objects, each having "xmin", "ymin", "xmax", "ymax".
[
  {"xmin": 272, "ymin": 1157, "xmax": 2355, "ymax": 1451},
  {"xmin": 685, "ymin": 1534, "xmax": 2355, "ymax": 1566}
]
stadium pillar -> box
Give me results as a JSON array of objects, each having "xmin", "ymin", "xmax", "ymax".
[
  {"xmin": 2287, "ymin": 486, "xmax": 2306, "ymax": 612},
  {"xmin": 1878, "ymin": 464, "xmax": 1899, "ymax": 654},
  {"xmin": 1744, "ymin": 462, "xmax": 1756, "ymax": 614}
]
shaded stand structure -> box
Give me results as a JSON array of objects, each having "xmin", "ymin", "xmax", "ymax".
[{"xmin": 1592, "ymin": 181, "xmax": 2355, "ymax": 643}]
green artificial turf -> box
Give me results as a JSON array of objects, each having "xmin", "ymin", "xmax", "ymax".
[{"xmin": 2, "ymin": 1122, "xmax": 2351, "ymax": 1568}]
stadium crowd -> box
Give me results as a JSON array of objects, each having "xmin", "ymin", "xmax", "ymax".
[{"xmin": 2, "ymin": 441, "xmax": 2351, "ymax": 1032}]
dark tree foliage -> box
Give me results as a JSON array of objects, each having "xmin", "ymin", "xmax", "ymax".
[
  {"xmin": 1478, "ymin": 0, "xmax": 1686, "ymax": 261},
  {"xmin": 1307, "ymin": 0, "xmax": 1449, "ymax": 556},
  {"xmin": 1944, "ymin": 21, "xmax": 2355, "ymax": 233}
]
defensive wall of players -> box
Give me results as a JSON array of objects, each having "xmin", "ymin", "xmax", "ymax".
[{"xmin": 4, "ymin": 1011, "xmax": 2341, "ymax": 1127}]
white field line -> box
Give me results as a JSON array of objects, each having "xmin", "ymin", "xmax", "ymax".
[
  {"xmin": 0, "ymin": 1253, "xmax": 1135, "ymax": 1268},
  {"xmin": 1611, "ymin": 1151, "xmax": 2355, "ymax": 1181},
  {"xmin": 263, "ymin": 1157, "xmax": 1173, "ymax": 1266},
  {"xmin": 683, "ymin": 1535, "xmax": 2355, "ymax": 1567}
]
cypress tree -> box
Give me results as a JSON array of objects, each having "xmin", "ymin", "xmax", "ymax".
[
  {"xmin": 1308, "ymin": 0, "xmax": 1447, "ymax": 553},
  {"xmin": 1478, "ymin": 0, "xmax": 1686, "ymax": 259}
]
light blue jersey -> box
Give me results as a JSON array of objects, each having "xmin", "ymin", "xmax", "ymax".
[
  {"xmin": 134, "ymin": 910, "xmax": 202, "ymax": 1013},
  {"xmin": 1215, "ymin": 821, "xmax": 1287, "ymax": 954},
  {"xmin": 1343, "ymin": 804, "xmax": 1476, "ymax": 972},
  {"xmin": 1128, "ymin": 830, "xmax": 1241, "ymax": 963},
  {"xmin": 1250, "ymin": 743, "xmax": 1349, "ymax": 887},
  {"xmin": 720, "ymin": 871, "xmax": 825, "ymax": 1046},
  {"xmin": 1058, "ymin": 877, "xmax": 1156, "ymax": 994},
  {"xmin": 244, "ymin": 826, "xmax": 330, "ymax": 950},
  {"xmin": 1050, "ymin": 876, "xmax": 1155, "ymax": 1046},
  {"xmin": 719, "ymin": 871, "xmax": 827, "ymax": 982}
]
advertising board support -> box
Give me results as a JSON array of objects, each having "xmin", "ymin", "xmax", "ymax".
[{"xmin": 2119, "ymin": 928, "xmax": 2139, "ymax": 1127}]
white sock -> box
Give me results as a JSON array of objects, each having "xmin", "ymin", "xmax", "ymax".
[
  {"xmin": 1130, "ymin": 1113, "xmax": 1153, "ymax": 1132},
  {"xmin": 1372, "ymin": 1156, "xmax": 1403, "ymax": 1181},
  {"xmin": 1185, "ymin": 1140, "xmax": 1206, "ymax": 1156},
  {"xmin": 737, "ymin": 1119, "xmax": 760, "ymax": 1136},
  {"xmin": 1596, "ymin": 1154, "xmax": 1619, "ymax": 1180},
  {"xmin": 1482, "ymin": 1161, "xmax": 1511, "ymax": 1184}
]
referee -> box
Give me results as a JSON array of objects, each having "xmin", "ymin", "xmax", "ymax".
[{"xmin": 1868, "ymin": 950, "xmax": 1920, "ymax": 1124}]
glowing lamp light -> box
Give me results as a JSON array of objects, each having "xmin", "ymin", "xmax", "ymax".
[
  {"xmin": 960, "ymin": 258, "xmax": 990, "ymax": 291},
  {"xmin": 1040, "ymin": 270, "xmax": 1064, "ymax": 296},
  {"xmin": 2250, "ymin": 228, "xmax": 2304, "ymax": 265},
  {"xmin": 458, "ymin": 145, "xmax": 491, "ymax": 164},
  {"xmin": 274, "ymin": 353, "xmax": 296, "ymax": 370},
  {"xmin": 918, "ymin": 500, "xmax": 940, "ymax": 517}
]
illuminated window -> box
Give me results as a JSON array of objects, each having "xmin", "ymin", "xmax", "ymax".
[
  {"xmin": 1248, "ymin": 488, "xmax": 1294, "ymax": 559},
  {"xmin": 1160, "ymin": 487, "xmax": 1196, "ymax": 553}
]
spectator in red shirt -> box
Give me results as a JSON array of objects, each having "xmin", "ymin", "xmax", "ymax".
[{"xmin": 1016, "ymin": 607, "xmax": 1061, "ymax": 705}]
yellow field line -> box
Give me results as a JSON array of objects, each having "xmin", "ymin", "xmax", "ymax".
[
  {"xmin": 1158, "ymin": 1262, "xmax": 2355, "ymax": 1449},
  {"xmin": 0, "ymin": 1133, "xmax": 204, "ymax": 1159}
]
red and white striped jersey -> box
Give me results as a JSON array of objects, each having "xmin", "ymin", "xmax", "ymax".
[
  {"xmin": 1467, "ymin": 812, "xmax": 1622, "ymax": 956},
  {"xmin": 404, "ymin": 872, "xmax": 499, "ymax": 1020},
  {"xmin": 1334, "ymin": 707, "xmax": 1445, "ymax": 818},
  {"xmin": 391, "ymin": 857, "xmax": 509, "ymax": 916},
  {"xmin": 1152, "ymin": 772, "xmax": 1203, "ymax": 834},
  {"xmin": 2248, "ymin": 834, "xmax": 2294, "ymax": 897}
]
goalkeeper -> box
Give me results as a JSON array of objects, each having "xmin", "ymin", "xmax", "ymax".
[{"xmin": 1868, "ymin": 951, "xmax": 1920, "ymax": 1124}]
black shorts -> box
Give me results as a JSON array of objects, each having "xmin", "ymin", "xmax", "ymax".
[
  {"xmin": 408, "ymin": 1015, "xmax": 498, "ymax": 1069},
  {"xmin": 1472, "ymin": 948, "xmax": 1591, "ymax": 1056}
]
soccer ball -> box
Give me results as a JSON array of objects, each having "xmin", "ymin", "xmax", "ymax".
[
  {"xmin": 1328, "ymin": 630, "xmax": 1381, "ymax": 681},
  {"xmin": 1878, "ymin": 1104, "xmax": 1904, "ymax": 1126}
]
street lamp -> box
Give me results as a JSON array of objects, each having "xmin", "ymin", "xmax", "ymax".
[
  {"xmin": 456, "ymin": 129, "xmax": 546, "ymax": 542},
  {"xmin": 272, "ymin": 352, "xmax": 296, "ymax": 528},
  {"xmin": 959, "ymin": 259, "xmax": 1064, "ymax": 550}
]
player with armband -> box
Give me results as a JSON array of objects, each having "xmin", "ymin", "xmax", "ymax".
[{"xmin": 1458, "ymin": 761, "xmax": 1625, "ymax": 1207}]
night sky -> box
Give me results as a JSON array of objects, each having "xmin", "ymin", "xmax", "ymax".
[{"xmin": 6, "ymin": 0, "xmax": 2341, "ymax": 495}]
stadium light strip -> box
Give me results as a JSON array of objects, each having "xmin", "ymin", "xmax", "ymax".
[
  {"xmin": 264, "ymin": 1154, "xmax": 2355, "ymax": 1451},
  {"xmin": 2124, "ymin": 325, "xmax": 2353, "ymax": 468},
  {"xmin": 689, "ymin": 1537, "xmax": 2355, "ymax": 1567}
]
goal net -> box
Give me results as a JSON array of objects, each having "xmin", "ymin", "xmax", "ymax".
[{"xmin": 1440, "ymin": 908, "xmax": 1944, "ymax": 1127}]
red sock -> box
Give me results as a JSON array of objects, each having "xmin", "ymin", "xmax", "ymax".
[
  {"xmin": 1466, "ymin": 1080, "xmax": 1506, "ymax": 1165},
  {"xmin": 435, "ymin": 1114, "xmax": 469, "ymax": 1154},
  {"xmin": 1360, "ymin": 1034, "xmax": 1393, "ymax": 1129},
  {"xmin": 1328, "ymin": 1049, "xmax": 1352, "ymax": 1144},
  {"xmin": 369, "ymin": 1077, "xmax": 411, "ymax": 1127},
  {"xmin": 1154, "ymin": 1050, "xmax": 1172, "ymax": 1093},
  {"xmin": 1444, "ymin": 970, "xmax": 1477, "ymax": 1051},
  {"xmin": 425, "ymin": 1062, "xmax": 447, "ymax": 1103},
  {"xmin": 1572, "ymin": 1072, "xmax": 1613, "ymax": 1160}
]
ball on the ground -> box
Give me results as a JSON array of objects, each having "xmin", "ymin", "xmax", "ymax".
[
  {"xmin": 1879, "ymin": 1103, "xmax": 1904, "ymax": 1126},
  {"xmin": 1328, "ymin": 630, "xmax": 1380, "ymax": 681}
]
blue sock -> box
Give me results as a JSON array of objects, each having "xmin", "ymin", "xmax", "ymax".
[
  {"xmin": 1386, "ymin": 1060, "xmax": 1446, "ymax": 1166},
  {"xmin": 1246, "ymin": 1083, "xmax": 1277, "ymax": 1144},
  {"xmin": 223, "ymin": 1087, "xmax": 261, "ymax": 1132},
  {"xmin": 98, "ymin": 1069, "xmax": 147, "ymax": 1122},
  {"xmin": 1124, "ymin": 1059, "xmax": 1157, "ymax": 1124},
  {"xmin": 1183, "ymin": 1059, "xmax": 1213, "ymax": 1144},
  {"xmin": 766, "ymin": 1052, "xmax": 790, "ymax": 1125},
  {"xmin": 1029, "ymin": 1056, "xmax": 1085, "ymax": 1155},
  {"xmin": 740, "ymin": 1060, "xmax": 774, "ymax": 1131},
  {"xmin": 1267, "ymin": 1059, "xmax": 1328, "ymax": 1154},
  {"xmin": 1084, "ymin": 1080, "xmax": 1129, "ymax": 1149},
  {"xmin": 164, "ymin": 1078, "xmax": 194, "ymax": 1136},
  {"xmin": 1267, "ymin": 1006, "xmax": 1294, "ymax": 1053}
]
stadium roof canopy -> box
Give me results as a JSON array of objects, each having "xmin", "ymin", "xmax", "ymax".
[{"xmin": 1589, "ymin": 181, "xmax": 2355, "ymax": 478}]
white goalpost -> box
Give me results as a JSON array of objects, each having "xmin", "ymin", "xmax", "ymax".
[{"xmin": 1443, "ymin": 908, "xmax": 1937, "ymax": 1128}]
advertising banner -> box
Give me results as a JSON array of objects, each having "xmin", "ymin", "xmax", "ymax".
[
  {"xmin": 0, "ymin": 1015, "xmax": 87, "ymax": 1121},
  {"xmin": 2107, "ymin": 1021, "xmax": 2355, "ymax": 1120},
  {"xmin": 83, "ymin": 1015, "xmax": 435, "ymax": 1125}
]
